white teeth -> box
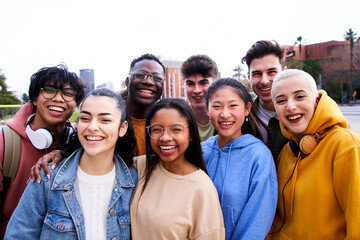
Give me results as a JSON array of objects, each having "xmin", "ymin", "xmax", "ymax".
[
  {"xmin": 194, "ymin": 97, "xmax": 203, "ymax": 100},
  {"xmin": 140, "ymin": 89, "xmax": 153, "ymax": 94},
  {"xmin": 160, "ymin": 146, "xmax": 175, "ymax": 150},
  {"xmin": 288, "ymin": 114, "xmax": 301, "ymax": 120},
  {"xmin": 260, "ymin": 87, "xmax": 271, "ymax": 91},
  {"xmin": 220, "ymin": 122, "xmax": 233, "ymax": 126},
  {"xmin": 86, "ymin": 136, "xmax": 103, "ymax": 141},
  {"xmin": 49, "ymin": 106, "xmax": 64, "ymax": 112}
]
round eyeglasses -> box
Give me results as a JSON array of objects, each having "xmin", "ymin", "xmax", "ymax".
[
  {"xmin": 41, "ymin": 86, "xmax": 77, "ymax": 102},
  {"xmin": 130, "ymin": 71, "xmax": 165, "ymax": 83},
  {"xmin": 146, "ymin": 124, "xmax": 188, "ymax": 139}
]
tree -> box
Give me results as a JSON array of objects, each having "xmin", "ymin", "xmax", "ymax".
[
  {"xmin": 232, "ymin": 65, "xmax": 247, "ymax": 81},
  {"xmin": 22, "ymin": 93, "xmax": 29, "ymax": 104},
  {"xmin": 296, "ymin": 36, "xmax": 303, "ymax": 70},
  {"xmin": 344, "ymin": 28, "xmax": 358, "ymax": 97},
  {"xmin": 322, "ymin": 79, "xmax": 342, "ymax": 103},
  {"xmin": 0, "ymin": 72, "xmax": 21, "ymax": 105},
  {"xmin": 302, "ymin": 58, "xmax": 323, "ymax": 80}
]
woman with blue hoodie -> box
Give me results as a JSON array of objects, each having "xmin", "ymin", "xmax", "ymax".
[{"xmin": 202, "ymin": 78, "xmax": 277, "ymax": 240}]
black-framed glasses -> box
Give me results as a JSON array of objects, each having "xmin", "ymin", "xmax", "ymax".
[
  {"xmin": 146, "ymin": 124, "xmax": 188, "ymax": 139},
  {"xmin": 41, "ymin": 86, "xmax": 77, "ymax": 102},
  {"xmin": 130, "ymin": 71, "xmax": 165, "ymax": 83}
]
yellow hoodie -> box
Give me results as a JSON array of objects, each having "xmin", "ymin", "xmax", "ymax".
[{"xmin": 268, "ymin": 90, "xmax": 360, "ymax": 240}]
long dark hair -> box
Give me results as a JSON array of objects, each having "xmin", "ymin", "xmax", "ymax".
[
  {"xmin": 62, "ymin": 88, "xmax": 136, "ymax": 167},
  {"xmin": 205, "ymin": 78, "xmax": 264, "ymax": 141},
  {"xmin": 141, "ymin": 98, "xmax": 207, "ymax": 195}
]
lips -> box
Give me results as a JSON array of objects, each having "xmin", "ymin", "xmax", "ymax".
[
  {"xmin": 159, "ymin": 145, "xmax": 176, "ymax": 155},
  {"xmin": 287, "ymin": 114, "xmax": 303, "ymax": 123}
]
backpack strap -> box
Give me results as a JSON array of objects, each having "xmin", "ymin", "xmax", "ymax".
[
  {"xmin": 0, "ymin": 125, "xmax": 21, "ymax": 225},
  {"xmin": 2, "ymin": 125, "xmax": 21, "ymax": 180}
]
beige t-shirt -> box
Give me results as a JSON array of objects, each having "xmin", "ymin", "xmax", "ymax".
[
  {"xmin": 131, "ymin": 156, "xmax": 225, "ymax": 240},
  {"xmin": 197, "ymin": 121, "xmax": 215, "ymax": 142}
]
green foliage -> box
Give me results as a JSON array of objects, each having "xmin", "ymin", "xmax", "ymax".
[
  {"xmin": 285, "ymin": 59, "xmax": 299, "ymax": 69},
  {"xmin": 322, "ymin": 79, "xmax": 342, "ymax": 103},
  {"xmin": 70, "ymin": 111, "xmax": 79, "ymax": 122},
  {"xmin": 0, "ymin": 73, "xmax": 21, "ymax": 105},
  {"xmin": 302, "ymin": 58, "xmax": 323, "ymax": 79}
]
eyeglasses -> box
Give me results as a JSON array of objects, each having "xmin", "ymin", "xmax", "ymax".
[
  {"xmin": 146, "ymin": 124, "xmax": 188, "ymax": 139},
  {"xmin": 41, "ymin": 86, "xmax": 77, "ymax": 102},
  {"xmin": 130, "ymin": 71, "xmax": 165, "ymax": 83}
]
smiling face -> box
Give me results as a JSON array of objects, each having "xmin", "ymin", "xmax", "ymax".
[
  {"xmin": 149, "ymin": 108, "xmax": 190, "ymax": 167},
  {"xmin": 33, "ymin": 83, "xmax": 76, "ymax": 132},
  {"xmin": 185, "ymin": 74, "xmax": 213, "ymax": 109},
  {"xmin": 248, "ymin": 54, "xmax": 282, "ymax": 111},
  {"xmin": 273, "ymin": 76, "xmax": 318, "ymax": 138},
  {"xmin": 207, "ymin": 86, "xmax": 251, "ymax": 148},
  {"xmin": 77, "ymin": 96, "xmax": 128, "ymax": 159},
  {"xmin": 125, "ymin": 59, "xmax": 164, "ymax": 111}
]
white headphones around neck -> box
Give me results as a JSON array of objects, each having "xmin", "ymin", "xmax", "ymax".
[{"xmin": 25, "ymin": 114, "xmax": 54, "ymax": 149}]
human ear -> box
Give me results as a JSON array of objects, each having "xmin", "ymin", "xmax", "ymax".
[
  {"xmin": 245, "ymin": 102, "xmax": 252, "ymax": 115},
  {"xmin": 118, "ymin": 121, "xmax": 128, "ymax": 137},
  {"xmin": 125, "ymin": 77, "xmax": 130, "ymax": 88}
]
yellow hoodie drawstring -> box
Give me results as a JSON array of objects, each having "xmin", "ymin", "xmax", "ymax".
[{"xmin": 290, "ymin": 160, "xmax": 300, "ymax": 215}]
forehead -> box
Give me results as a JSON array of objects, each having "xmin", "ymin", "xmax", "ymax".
[
  {"xmin": 273, "ymin": 76, "xmax": 313, "ymax": 96},
  {"xmin": 151, "ymin": 108, "xmax": 187, "ymax": 124},
  {"xmin": 81, "ymin": 96, "xmax": 119, "ymax": 113},
  {"xmin": 132, "ymin": 59, "xmax": 163, "ymax": 74},
  {"xmin": 249, "ymin": 54, "xmax": 281, "ymax": 72},
  {"xmin": 186, "ymin": 74, "xmax": 213, "ymax": 83},
  {"xmin": 211, "ymin": 86, "xmax": 243, "ymax": 102}
]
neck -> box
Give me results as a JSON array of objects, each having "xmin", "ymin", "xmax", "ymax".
[
  {"xmin": 32, "ymin": 115, "xmax": 66, "ymax": 140},
  {"xmin": 79, "ymin": 151, "xmax": 115, "ymax": 175},
  {"xmin": 260, "ymin": 100, "xmax": 275, "ymax": 112},
  {"xmin": 191, "ymin": 106, "xmax": 209, "ymax": 125},
  {"xmin": 125, "ymin": 100, "xmax": 149, "ymax": 119},
  {"xmin": 161, "ymin": 159, "xmax": 197, "ymax": 175}
]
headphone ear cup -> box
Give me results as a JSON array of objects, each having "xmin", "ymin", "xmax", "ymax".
[
  {"xmin": 298, "ymin": 135, "xmax": 318, "ymax": 155},
  {"xmin": 26, "ymin": 125, "xmax": 54, "ymax": 149}
]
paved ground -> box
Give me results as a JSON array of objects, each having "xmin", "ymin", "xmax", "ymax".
[{"xmin": 339, "ymin": 106, "xmax": 360, "ymax": 135}]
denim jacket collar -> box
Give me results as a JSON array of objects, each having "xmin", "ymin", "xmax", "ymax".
[{"xmin": 51, "ymin": 148, "xmax": 136, "ymax": 190}]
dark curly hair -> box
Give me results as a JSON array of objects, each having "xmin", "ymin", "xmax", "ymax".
[
  {"xmin": 62, "ymin": 88, "xmax": 136, "ymax": 167},
  {"xmin": 130, "ymin": 53, "xmax": 165, "ymax": 74},
  {"xmin": 28, "ymin": 64, "xmax": 86, "ymax": 105},
  {"xmin": 181, "ymin": 54, "xmax": 218, "ymax": 79}
]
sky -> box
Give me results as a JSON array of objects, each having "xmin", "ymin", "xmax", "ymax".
[{"xmin": 1, "ymin": 0, "xmax": 359, "ymax": 95}]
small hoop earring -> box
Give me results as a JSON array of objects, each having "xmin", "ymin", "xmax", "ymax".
[{"xmin": 245, "ymin": 116, "xmax": 248, "ymax": 122}]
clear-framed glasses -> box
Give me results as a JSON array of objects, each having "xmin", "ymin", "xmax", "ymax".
[
  {"xmin": 146, "ymin": 124, "xmax": 189, "ymax": 139},
  {"xmin": 41, "ymin": 86, "xmax": 77, "ymax": 102},
  {"xmin": 130, "ymin": 71, "xmax": 165, "ymax": 83}
]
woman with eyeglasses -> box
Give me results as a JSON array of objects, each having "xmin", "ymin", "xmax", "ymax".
[
  {"xmin": 5, "ymin": 88, "xmax": 138, "ymax": 239},
  {"xmin": 130, "ymin": 98, "xmax": 225, "ymax": 239}
]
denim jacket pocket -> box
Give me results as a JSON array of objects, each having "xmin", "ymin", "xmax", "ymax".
[
  {"xmin": 42, "ymin": 210, "xmax": 78, "ymax": 239},
  {"xmin": 117, "ymin": 210, "xmax": 131, "ymax": 240}
]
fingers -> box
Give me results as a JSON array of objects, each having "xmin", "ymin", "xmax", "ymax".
[
  {"xmin": 30, "ymin": 161, "xmax": 42, "ymax": 183},
  {"xmin": 51, "ymin": 150, "xmax": 62, "ymax": 170}
]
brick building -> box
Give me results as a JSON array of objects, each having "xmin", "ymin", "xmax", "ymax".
[
  {"xmin": 162, "ymin": 60, "xmax": 186, "ymax": 99},
  {"xmin": 285, "ymin": 39, "xmax": 360, "ymax": 93}
]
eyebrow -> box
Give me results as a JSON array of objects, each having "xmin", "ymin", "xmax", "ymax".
[
  {"xmin": 275, "ymin": 90, "xmax": 306, "ymax": 99},
  {"xmin": 80, "ymin": 110, "xmax": 112, "ymax": 116}
]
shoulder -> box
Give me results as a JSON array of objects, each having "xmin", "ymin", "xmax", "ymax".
[
  {"xmin": 133, "ymin": 155, "xmax": 146, "ymax": 177},
  {"xmin": 188, "ymin": 170, "xmax": 219, "ymax": 197}
]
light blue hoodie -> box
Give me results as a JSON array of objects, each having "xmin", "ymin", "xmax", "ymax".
[{"xmin": 202, "ymin": 134, "xmax": 277, "ymax": 240}]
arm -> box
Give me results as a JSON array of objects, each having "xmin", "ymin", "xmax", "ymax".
[
  {"xmin": 30, "ymin": 150, "xmax": 62, "ymax": 183},
  {"xmin": 232, "ymin": 153, "xmax": 278, "ymax": 240},
  {"xmin": 333, "ymin": 146, "xmax": 360, "ymax": 239},
  {"xmin": 5, "ymin": 170, "xmax": 48, "ymax": 239}
]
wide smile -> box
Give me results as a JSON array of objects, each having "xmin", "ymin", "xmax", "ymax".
[
  {"xmin": 258, "ymin": 86, "xmax": 271, "ymax": 93},
  {"xmin": 159, "ymin": 145, "xmax": 176, "ymax": 155},
  {"xmin": 85, "ymin": 135, "xmax": 105, "ymax": 144},
  {"xmin": 286, "ymin": 113, "xmax": 303, "ymax": 123},
  {"xmin": 138, "ymin": 88, "xmax": 156, "ymax": 98},
  {"xmin": 47, "ymin": 105, "xmax": 65, "ymax": 113},
  {"xmin": 219, "ymin": 121, "xmax": 234, "ymax": 129}
]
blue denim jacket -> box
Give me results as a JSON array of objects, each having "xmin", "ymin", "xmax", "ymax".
[{"xmin": 5, "ymin": 148, "xmax": 138, "ymax": 240}]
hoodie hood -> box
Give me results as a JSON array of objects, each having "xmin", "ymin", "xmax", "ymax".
[
  {"xmin": 7, "ymin": 103, "xmax": 35, "ymax": 139},
  {"xmin": 203, "ymin": 133, "xmax": 260, "ymax": 152},
  {"xmin": 280, "ymin": 90, "xmax": 348, "ymax": 141}
]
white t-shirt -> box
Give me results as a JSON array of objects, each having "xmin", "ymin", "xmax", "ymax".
[{"xmin": 256, "ymin": 103, "xmax": 276, "ymax": 144}]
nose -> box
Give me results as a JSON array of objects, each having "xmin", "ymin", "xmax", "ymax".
[
  {"xmin": 159, "ymin": 128, "xmax": 172, "ymax": 141},
  {"xmin": 286, "ymin": 98, "xmax": 297, "ymax": 111},
  {"xmin": 261, "ymin": 73, "xmax": 272, "ymax": 86},
  {"xmin": 193, "ymin": 83, "xmax": 201, "ymax": 93},
  {"xmin": 52, "ymin": 90, "xmax": 64, "ymax": 102},
  {"xmin": 220, "ymin": 108, "xmax": 231, "ymax": 118},
  {"xmin": 88, "ymin": 119, "xmax": 99, "ymax": 132}
]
